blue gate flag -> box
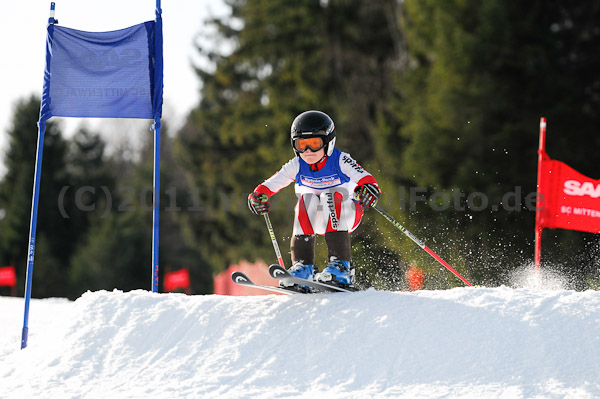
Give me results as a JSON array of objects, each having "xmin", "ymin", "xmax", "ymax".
[
  {"xmin": 22, "ymin": 2, "xmax": 163, "ymax": 350},
  {"xmin": 40, "ymin": 21, "xmax": 163, "ymax": 122}
]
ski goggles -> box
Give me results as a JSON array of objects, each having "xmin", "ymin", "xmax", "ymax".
[{"xmin": 293, "ymin": 137, "xmax": 324, "ymax": 153}]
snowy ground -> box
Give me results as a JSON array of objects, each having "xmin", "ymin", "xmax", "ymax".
[{"xmin": 2, "ymin": 285, "xmax": 600, "ymax": 399}]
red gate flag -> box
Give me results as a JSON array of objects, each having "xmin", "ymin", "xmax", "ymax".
[
  {"xmin": 163, "ymin": 268, "xmax": 190, "ymax": 292},
  {"xmin": 537, "ymin": 158, "xmax": 600, "ymax": 233},
  {"xmin": 535, "ymin": 117, "xmax": 600, "ymax": 270},
  {"xmin": 0, "ymin": 265, "xmax": 17, "ymax": 287}
]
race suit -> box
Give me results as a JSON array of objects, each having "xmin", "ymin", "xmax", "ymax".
[{"xmin": 253, "ymin": 148, "xmax": 379, "ymax": 235}]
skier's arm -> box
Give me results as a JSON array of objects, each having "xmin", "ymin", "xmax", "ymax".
[
  {"xmin": 248, "ymin": 158, "xmax": 298, "ymax": 215},
  {"xmin": 339, "ymin": 152, "xmax": 381, "ymax": 208},
  {"xmin": 254, "ymin": 158, "xmax": 298, "ymax": 197}
]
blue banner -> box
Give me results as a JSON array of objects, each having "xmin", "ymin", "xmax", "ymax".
[{"xmin": 40, "ymin": 20, "xmax": 162, "ymax": 121}]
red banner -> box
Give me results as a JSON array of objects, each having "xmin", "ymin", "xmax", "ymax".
[
  {"xmin": 535, "ymin": 118, "xmax": 600, "ymax": 271},
  {"xmin": 538, "ymin": 158, "xmax": 600, "ymax": 234},
  {"xmin": 163, "ymin": 268, "xmax": 190, "ymax": 292},
  {"xmin": 0, "ymin": 266, "xmax": 17, "ymax": 287}
]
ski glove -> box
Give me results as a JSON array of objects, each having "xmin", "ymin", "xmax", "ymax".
[
  {"xmin": 248, "ymin": 192, "xmax": 270, "ymax": 215},
  {"xmin": 354, "ymin": 183, "xmax": 381, "ymax": 208}
]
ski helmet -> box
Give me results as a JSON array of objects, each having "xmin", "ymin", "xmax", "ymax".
[{"xmin": 290, "ymin": 110, "xmax": 336, "ymax": 157}]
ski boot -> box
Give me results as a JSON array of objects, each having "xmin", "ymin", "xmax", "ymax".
[
  {"xmin": 316, "ymin": 257, "xmax": 354, "ymax": 287},
  {"xmin": 280, "ymin": 262, "xmax": 315, "ymax": 292}
]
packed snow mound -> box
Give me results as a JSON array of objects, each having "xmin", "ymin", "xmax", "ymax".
[{"xmin": 2, "ymin": 288, "xmax": 600, "ymax": 398}]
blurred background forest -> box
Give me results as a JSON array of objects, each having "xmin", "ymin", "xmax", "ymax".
[{"xmin": 1, "ymin": 0, "xmax": 600, "ymax": 299}]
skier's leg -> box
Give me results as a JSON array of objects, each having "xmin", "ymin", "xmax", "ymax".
[
  {"xmin": 290, "ymin": 234, "xmax": 316, "ymax": 267},
  {"xmin": 319, "ymin": 191, "xmax": 364, "ymax": 234},
  {"xmin": 324, "ymin": 230, "xmax": 351, "ymax": 262},
  {"xmin": 287, "ymin": 194, "xmax": 321, "ymax": 284},
  {"xmin": 292, "ymin": 193, "xmax": 322, "ymax": 236},
  {"xmin": 316, "ymin": 191, "xmax": 363, "ymax": 285}
]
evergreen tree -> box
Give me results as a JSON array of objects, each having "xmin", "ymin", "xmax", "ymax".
[
  {"xmin": 64, "ymin": 128, "xmax": 116, "ymax": 243},
  {"xmin": 138, "ymin": 125, "xmax": 214, "ymax": 294},
  {"xmin": 387, "ymin": 0, "xmax": 600, "ymax": 287},
  {"xmin": 69, "ymin": 124, "xmax": 214, "ymax": 297},
  {"xmin": 0, "ymin": 96, "xmax": 71, "ymax": 297},
  {"xmin": 69, "ymin": 208, "xmax": 150, "ymax": 296}
]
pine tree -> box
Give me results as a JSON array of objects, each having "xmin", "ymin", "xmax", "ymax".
[
  {"xmin": 68, "ymin": 124, "xmax": 214, "ymax": 297},
  {"xmin": 0, "ymin": 96, "xmax": 71, "ymax": 297},
  {"xmin": 386, "ymin": 0, "xmax": 600, "ymax": 287}
]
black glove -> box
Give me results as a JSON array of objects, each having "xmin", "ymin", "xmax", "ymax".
[
  {"xmin": 354, "ymin": 183, "xmax": 381, "ymax": 208},
  {"xmin": 248, "ymin": 192, "xmax": 270, "ymax": 215}
]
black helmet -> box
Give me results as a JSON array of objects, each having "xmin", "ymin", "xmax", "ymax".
[{"xmin": 290, "ymin": 110, "xmax": 336, "ymax": 157}]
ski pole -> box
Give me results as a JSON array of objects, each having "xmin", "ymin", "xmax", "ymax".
[
  {"xmin": 264, "ymin": 213, "xmax": 286, "ymax": 269},
  {"xmin": 373, "ymin": 205, "xmax": 473, "ymax": 287}
]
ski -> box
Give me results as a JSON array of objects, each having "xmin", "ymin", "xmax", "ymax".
[
  {"xmin": 231, "ymin": 271, "xmax": 304, "ymax": 295},
  {"xmin": 268, "ymin": 264, "xmax": 357, "ymax": 293}
]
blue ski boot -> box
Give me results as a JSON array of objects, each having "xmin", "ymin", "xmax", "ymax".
[
  {"xmin": 280, "ymin": 262, "xmax": 315, "ymax": 290},
  {"xmin": 316, "ymin": 257, "xmax": 354, "ymax": 286}
]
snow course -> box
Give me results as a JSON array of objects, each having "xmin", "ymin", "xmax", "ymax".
[{"xmin": 1, "ymin": 287, "xmax": 600, "ymax": 398}]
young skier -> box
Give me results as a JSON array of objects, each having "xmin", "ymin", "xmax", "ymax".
[{"xmin": 247, "ymin": 110, "xmax": 381, "ymax": 288}]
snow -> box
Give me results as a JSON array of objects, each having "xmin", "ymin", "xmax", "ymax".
[{"xmin": 2, "ymin": 287, "xmax": 600, "ymax": 398}]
